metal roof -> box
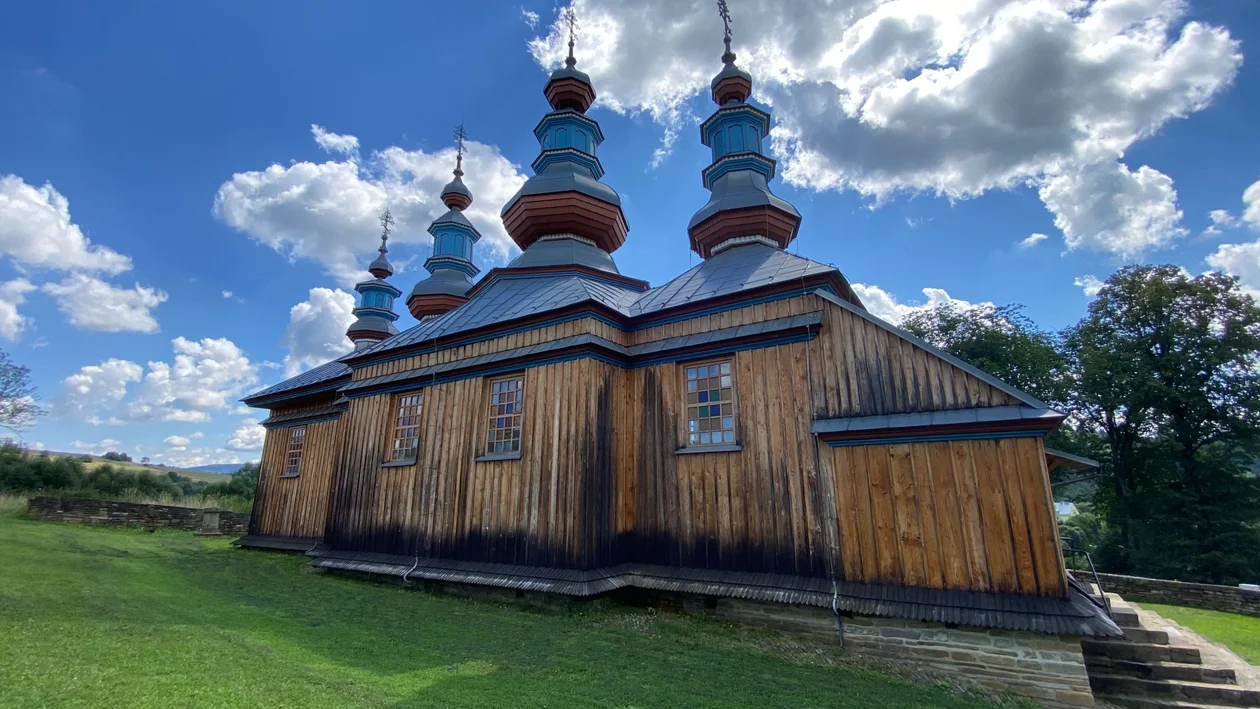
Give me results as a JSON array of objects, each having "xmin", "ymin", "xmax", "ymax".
[
  {"xmin": 812, "ymin": 406, "xmax": 1062, "ymax": 435},
  {"xmin": 631, "ymin": 242, "xmax": 836, "ymax": 316},
  {"xmin": 241, "ymin": 356, "xmax": 351, "ymax": 405},
  {"xmin": 505, "ymin": 236, "xmax": 620, "ymax": 273}
]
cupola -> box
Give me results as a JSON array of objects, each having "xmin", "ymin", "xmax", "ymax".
[
  {"xmin": 347, "ymin": 211, "xmax": 402, "ymax": 350},
  {"xmin": 406, "ymin": 125, "xmax": 481, "ymax": 320}
]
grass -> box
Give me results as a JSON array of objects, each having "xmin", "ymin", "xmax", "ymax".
[
  {"xmin": 41, "ymin": 451, "xmax": 237, "ymax": 485},
  {"xmin": 1141, "ymin": 603, "xmax": 1260, "ymax": 664},
  {"xmin": 0, "ymin": 514, "xmax": 1009, "ymax": 709}
]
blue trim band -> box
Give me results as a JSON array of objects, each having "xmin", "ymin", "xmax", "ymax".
[{"xmin": 821, "ymin": 430, "xmax": 1045, "ymax": 447}]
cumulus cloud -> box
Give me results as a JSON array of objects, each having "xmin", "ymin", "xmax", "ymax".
[
  {"xmin": 1207, "ymin": 240, "xmax": 1260, "ymax": 298},
  {"xmin": 42, "ymin": 274, "xmax": 167, "ymax": 333},
  {"xmin": 213, "ymin": 125, "xmax": 528, "ymax": 286},
  {"xmin": 0, "ymin": 279, "xmax": 35, "ymax": 340},
  {"xmin": 1243, "ymin": 179, "xmax": 1260, "ymax": 231},
  {"xmin": 70, "ymin": 438, "xmax": 123, "ymax": 455},
  {"xmin": 226, "ymin": 418, "xmax": 266, "ymax": 451},
  {"xmin": 163, "ymin": 434, "xmax": 191, "ymax": 448},
  {"xmin": 1074, "ymin": 275, "xmax": 1105, "ymax": 297},
  {"xmin": 528, "ymin": 0, "xmax": 1240, "ymax": 256},
  {"xmin": 281, "ymin": 287, "xmax": 356, "ymax": 376},
  {"xmin": 521, "ymin": 8, "xmax": 540, "ymax": 29},
  {"xmin": 1018, "ymin": 233, "xmax": 1047, "ymax": 250},
  {"xmin": 849, "ymin": 283, "xmax": 990, "ymax": 325},
  {"xmin": 54, "ymin": 358, "xmax": 144, "ymax": 424},
  {"xmin": 0, "ymin": 175, "xmax": 131, "ymax": 274},
  {"xmin": 310, "ymin": 124, "xmax": 360, "ymax": 155},
  {"xmin": 56, "ymin": 338, "xmax": 259, "ymax": 424}
]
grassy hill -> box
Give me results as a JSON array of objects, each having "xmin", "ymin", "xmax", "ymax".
[{"xmin": 36, "ymin": 451, "xmax": 241, "ymax": 484}]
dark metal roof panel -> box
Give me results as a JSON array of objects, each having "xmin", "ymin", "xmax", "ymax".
[
  {"xmin": 812, "ymin": 406, "xmax": 1061, "ymax": 434},
  {"xmin": 242, "ymin": 356, "xmax": 352, "ymax": 404}
]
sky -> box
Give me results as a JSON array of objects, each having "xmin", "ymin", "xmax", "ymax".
[{"xmin": 1, "ymin": 0, "xmax": 1258, "ymax": 468}]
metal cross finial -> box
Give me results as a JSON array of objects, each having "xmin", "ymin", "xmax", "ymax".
[
  {"xmin": 562, "ymin": 6, "xmax": 578, "ymax": 66},
  {"xmin": 378, "ymin": 209, "xmax": 394, "ymax": 252},
  {"xmin": 453, "ymin": 123, "xmax": 468, "ymax": 176},
  {"xmin": 716, "ymin": 0, "xmax": 733, "ymax": 56}
]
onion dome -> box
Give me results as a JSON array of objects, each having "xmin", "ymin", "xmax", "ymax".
[
  {"xmin": 687, "ymin": 12, "xmax": 800, "ymax": 260},
  {"xmin": 500, "ymin": 24, "xmax": 628, "ymax": 257},
  {"xmin": 407, "ymin": 129, "xmax": 480, "ymax": 320},
  {"xmin": 347, "ymin": 212, "xmax": 402, "ymax": 350}
]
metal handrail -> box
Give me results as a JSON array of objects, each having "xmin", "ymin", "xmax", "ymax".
[{"xmin": 1062, "ymin": 542, "xmax": 1111, "ymax": 618}]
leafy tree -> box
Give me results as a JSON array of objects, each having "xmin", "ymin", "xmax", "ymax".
[
  {"xmin": 140, "ymin": 456, "xmax": 151, "ymax": 465},
  {"xmin": 203, "ymin": 462, "xmax": 259, "ymax": 501},
  {"xmin": 102, "ymin": 451, "xmax": 133, "ymax": 462},
  {"xmin": 0, "ymin": 349, "xmax": 44, "ymax": 432},
  {"xmin": 902, "ymin": 302, "xmax": 1069, "ymax": 406}
]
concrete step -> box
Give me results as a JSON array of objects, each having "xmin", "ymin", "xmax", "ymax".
[
  {"xmin": 1124, "ymin": 627, "xmax": 1173, "ymax": 644},
  {"xmin": 1105, "ymin": 697, "xmax": 1250, "ymax": 709},
  {"xmin": 1085, "ymin": 656, "xmax": 1237, "ymax": 685},
  {"xmin": 1090, "ymin": 674, "xmax": 1260, "ymax": 706},
  {"xmin": 1107, "ymin": 592, "xmax": 1143, "ymax": 628},
  {"xmin": 1084, "ymin": 639, "xmax": 1203, "ymax": 665}
]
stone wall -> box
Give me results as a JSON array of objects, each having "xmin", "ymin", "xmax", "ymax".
[
  {"xmin": 26, "ymin": 496, "xmax": 249, "ymax": 534},
  {"xmin": 1095, "ymin": 572, "xmax": 1260, "ymax": 618},
  {"xmin": 661, "ymin": 594, "xmax": 1094, "ymax": 709}
]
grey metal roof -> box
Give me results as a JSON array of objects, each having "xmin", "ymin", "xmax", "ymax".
[
  {"xmin": 505, "ymin": 236, "xmax": 620, "ymax": 273},
  {"xmin": 259, "ymin": 404, "xmax": 346, "ymax": 427},
  {"xmin": 408, "ymin": 268, "xmax": 474, "ymax": 299},
  {"xmin": 430, "ymin": 207, "xmax": 476, "ymax": 231},
  {"xmin": 631, "ymin": 242, "xmax": 835, "ymax": 316},
  {"xmin": 1045, "ymin": 448, "xmax": 1101, "ymax": 471},
  {"xmin": 242, "ymin": 356, "xmax": 351, "ymax": 405},
  {"xmin": 688, "ymin": 169, "xmax": 800, "ymax": 229},
  {"xmin": 501, "ymin": 163, "xmax": 622, "ymax": 214},
  {"xmin": 811, "ymin": 406, "xmax": 1062, "ymax": 435},
  {"xmin": 440, "ymin": 174, "xmax": 472, "ymax": 202}
]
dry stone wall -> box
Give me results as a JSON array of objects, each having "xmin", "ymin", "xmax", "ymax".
[
  {"xmin": 26, "ymin": 496, "xmax": 249, "ymax": 534},
  {"xmin": 1095, "ymin": 572, "xmax": 1260, "ymax": 618}
]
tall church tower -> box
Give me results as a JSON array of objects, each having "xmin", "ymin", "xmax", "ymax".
[
  {"xmin": 407, "ymin": 126, "xmax": 482, "ymax": 320},
  {"xmin": 346, "ymin": 211, "xmax": 402, "ymax": 350}
]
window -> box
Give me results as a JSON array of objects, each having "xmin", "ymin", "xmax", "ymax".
[
  {"xmin": 283, "ymin": 427, "xmax": 305, "ymax": 477},
  {"xmin": 485, "ymin": 375, "xmax": 525, "ymax": 456},
  {"xmin": 388, "ymin": 392, "xmax": 423, "ymax": 462},
  {"xmin": 685, "ymin": 360, "xmax": 735, "ymax": 446}
]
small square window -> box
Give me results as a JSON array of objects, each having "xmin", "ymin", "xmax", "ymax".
[{"xmin": 684, "ymin": 359, "xmax": 736, "ymax": 447}]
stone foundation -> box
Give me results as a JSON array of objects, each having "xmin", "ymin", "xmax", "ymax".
[{"xmin": 26, "ymin": 496, "xmax": 249, "ymax": 534}]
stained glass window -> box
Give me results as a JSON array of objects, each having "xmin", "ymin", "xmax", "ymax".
[
  {"xmin": 486, "ymin": 376, "xmax": 525, "ymax": 455},
  {"xmin": 389, "ymin": 392, "xmax": 423, "ymax": 462},
  {"xmin": 685, "ymin": 360, "xmax": 736, "ymax": 446},
  {"xmin": 283, "ymin": 427, "xmax": 305, "ymax": 476}
]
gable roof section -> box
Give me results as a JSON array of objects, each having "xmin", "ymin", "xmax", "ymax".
[{"xmin": 242, "ymin": 356, "xmax": 352, "ymax": 407}]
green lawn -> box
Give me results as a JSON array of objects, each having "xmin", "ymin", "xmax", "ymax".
[
  {"xmin": 0, "ymin": 513, "xmax": 1005, "ymax": 709},
  {"xmin": 1141, "ymin": 603, "xmax": 1260, "ymax": 664}
]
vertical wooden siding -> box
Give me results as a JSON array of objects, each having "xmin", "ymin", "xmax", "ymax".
[
  {"xmin": 324, "ymin": 358, "xmax": 618, "ymax": 567},
  {"xmin": 251, "ymin": 418, "xmax": 340, "ymax": 538},
  {"xmin": 823, "ymin": 437, "xmax": 1066, "ymax": 596}
]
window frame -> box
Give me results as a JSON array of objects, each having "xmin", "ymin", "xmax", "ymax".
[
  {"xmin": 281, "ymin": 426, "xmax": 306, "ymax": 478},
  {"xmin": 680, "ymin": 358, "xmax": 739, "ymax": 451},
  {"xmin": 479, "ymin": 373, "xmax": 526, "ymax": 460},
  {"xmin": 384, "ymin": 392, "xmax": 423, "ymax": 466}
]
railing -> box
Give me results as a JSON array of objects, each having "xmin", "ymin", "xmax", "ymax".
[{"xmin": 1063, "ymin": 542, "xmax": 1112, "ymax": 618}]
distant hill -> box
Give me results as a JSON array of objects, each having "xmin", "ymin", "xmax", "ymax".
[{"xmin": 185, "ymin": 464, "xmax": 244, "ymax": 475}]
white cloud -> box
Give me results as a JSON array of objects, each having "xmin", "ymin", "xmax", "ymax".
[
  {"xmin": 0, "ymin": 279, "xmax": 35, "ymax": 340},
  {"xmin": 156, "ymin": 447, "xmax": 244, "ymax": 469},
  {"xmin": 0, "ymin": 175, "xmax": 131, "ymax": 274},
  {"xmin": 1018, "ymin": 233, "xmax": 1048, "ymax": 250},
  {"xmin": 213, "ymin": 127, "xmax": 528, "ymax": 286},
  {"xmin": 54, "ymin": 358, "xmax": 144, "ymax": 423},
  {"xmin": 850, "ymin": 283, "xmax": 989, "ymax": 325},
  {"xmin": 1243, "ymin": 179, "xmax": 1260, "ymax": 231},
  {"xmin": 1202, "ymin": 208, "xmax": 1237, "ymax": 238},
  {"xmin": 521, "ymin": 8, "xmax": 540, "ymax": 29},
  {"xmin": 163, "ymin": 434, "xmax": 191, "ymax": 448},
  {"xmin": 528, "ymin": 0, "xmax": 1239, "ymax": 256},
  {"xmin": 222, "ymin": 290, "xmax": 233, "ymax": 298},
  {"xmin": 1207, "ymin": 240, "xmax": 1260, "ymax": 298},
  {"xmin": 42, "ymin": 274, "xmax": 167, "ymax": 333},
  {"xmin": 226, "ymin": 418, "xmax": 265, "ymax": 451},
  {"xmin": 1038, "ymin": 162, "xmax": 1185, "ymax": 256},
  {"xmin": 70, "ymin": 438, "xmax": 123, "ymax": 455},
  {"xmin": 1074, "ymin": 275, "xmax": 1105, "ymax": 297},
  {"xmin": 310, "ymin": 124, "xmax": 360, "ymax": 155},
  {"xmin": 281, "ymin": 287, "xmax": 356, "ymax": 376}
]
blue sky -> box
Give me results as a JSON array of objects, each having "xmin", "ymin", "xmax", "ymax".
[{"xmin": 1, "ymin": 0, "xmax": 1257, "ymax": 467}]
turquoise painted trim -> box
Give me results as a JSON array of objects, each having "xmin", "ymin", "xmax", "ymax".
[
  {"xmin": 700, "ymin": 104, "xmax": 771, "ymax": 147},
  {"xmin": 423, "ymin": 255, "xmax": 478, "ymax": 277},
  {"xmin": 344, "ymin": 329, "xmax": 817, "ymax": 400},
  {"xmin": 352, "ymin": 306, "xmax": 401, "ymax": 322},
  {"xmin": 821, "ymin": 430, "xmax": 1045, "ymax": 447},
  {"xmin": 702, "ymin": 153, "xmax": 776, "ymax": 189},
  {"xmin": 532, "ymin": 149, "xmax": 604, "ymax": 180},
  {"xmin": 534, "ymin": 109, "xmax": 604, "ymax": 144},
  {"xmin": 263, "ymin": 413, "xmax": 343, "ymax": 429},
  {"xmin": 427, "ymin": 219, "xmax": 481, "ymax": 241}
]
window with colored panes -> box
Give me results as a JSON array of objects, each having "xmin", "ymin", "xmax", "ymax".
[
  {"xmin": 685, "ymin": 361, "xmax": 735, "ymax": 446},
  {"xmin": 486, "ymin": 376, "xmax": 524, "ymax": 455},
  {"xmin": 283, "ymin": 427, "xmax": 305, "ymax": 476},
  {"xmin": 389, "ymin": 393, "xmax": 423, "ymax": 462}
]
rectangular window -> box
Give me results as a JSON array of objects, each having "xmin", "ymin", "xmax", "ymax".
[
  {"xmin": 485, "ymin": 375, "xmax": 525, "ymax": 455},
  {"xmin": 389, "ymin": 392, "xmax": 423, "ymax": 462},
  {"xmin": 685, "ymin": 360, "xmax": 736, "ymax": 446},
  {"xmin": 283, "ymin": 427, "xmax": 305, "ymax": 476}
]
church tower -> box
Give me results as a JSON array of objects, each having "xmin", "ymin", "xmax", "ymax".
[
  {"xmin": 346, "ymin": 211, "xmax": 402, "ymax": 350},
  {"xmin": 500, "ymin": 9, "xmax": 628, "ymax": 259},
  {"xmin": 687, "ymin": 2, "xmax": 800, "ymax": 259},
  {"xmin": 407, "ymin": 126, "xmax": 482, "ymax": 320}
]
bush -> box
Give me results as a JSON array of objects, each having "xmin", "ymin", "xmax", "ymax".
[{"xmin": 102, "ymin": 451, "xmax": 133, "ymax": 463}]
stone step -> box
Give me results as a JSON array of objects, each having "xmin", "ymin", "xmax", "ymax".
[
  {"xmin": 1090, "ymin": 674, "xmax": 1260, "ymax": 706},
  {"xmin": 1106, "ymin": 593, "xmax": 1143, "ymax": 628},
  {"xmin": 1083, "ymin": 639, "xmax": 1203, "ymax": 665},
  {"xmin": 1124, "ymin": 627, "xmax": 1172, "ymax": 645},
  {"xmin": 1085, "ymin": 656, "xmax": 1236, "ymax": 685},
  {"xmin": 1105, "ymin": 696, "xmax": 1250, "ymax": 709}
]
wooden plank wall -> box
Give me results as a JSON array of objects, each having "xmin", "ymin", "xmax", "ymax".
[
  {"xmin": 822, "ymin": 437, "xmax": 1066, "ymax": 596},
  {"xmin": 324, "ymin": 358, "xmax": 618, "ymax": 568},
  {"xmin": 251, "ymin": 417, "xmax": 340, "ymax": 538}
]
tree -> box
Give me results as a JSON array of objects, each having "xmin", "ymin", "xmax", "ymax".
[
  {"xmin": 140, "ymin": 456, "xmax": 151, "ymax": 465},
  {"xmin": 0, "ymin": 349, "xmax": 44, "ymax": 432},
  {"xmin": 1064, "ymin": 265, "xmax": 1260, "ymax": 580},
  {"xmin": 902, "ymin": 302, "xmax": 1069, "ymax": 406},
  {"xmin": 102, "ymin": 451, "xmax": 133, "ymax": 462}
]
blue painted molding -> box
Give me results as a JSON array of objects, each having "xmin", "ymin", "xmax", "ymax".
[{"xmin": 821, "ymin": 429, "xmax": 1046, "ymax": 448}]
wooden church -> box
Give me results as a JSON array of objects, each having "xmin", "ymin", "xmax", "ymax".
[{"xmin": 239, "ymin": 13, "xmax": 1115, "ymax": 707}]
